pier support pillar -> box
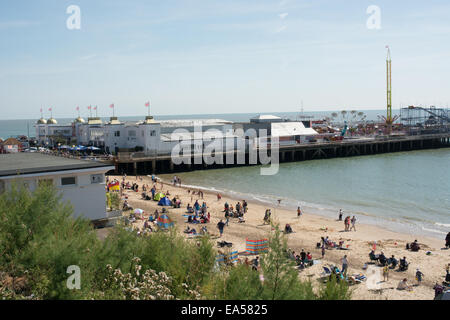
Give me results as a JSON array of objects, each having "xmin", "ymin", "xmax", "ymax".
[
  {"xmin": 152, "ymin": 159, "xmax": 156, "ymax": 173},
  {"xmin": 291, "ymin": 151, "xmax": 295, "ymax": 161},
  {"xmin": 169, "ymin": 160, "xmax": 174, "ymax": 172},
  {"xmin": 281, "ymin": 152, "xmax": 285, "ymax": 162},
  {"xmin": 133, "ymin": 162, "xmax": 137, "ymax": 176}
]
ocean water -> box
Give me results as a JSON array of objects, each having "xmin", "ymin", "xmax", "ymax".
[
  {"xmin": 163, "ymin": 149, "xmax": 450, "ymax": 240},
  {"xmin": 0, "ymin": 109, "xmax": 393, "ymax": 140},
  {"xmin": 2, "ymin": 110, "xmax": 447, "ymax": 239}
]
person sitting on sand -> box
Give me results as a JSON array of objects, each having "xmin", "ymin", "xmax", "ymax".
[
  {"xmin": 252, "ymin": 256, "xmax": 259, "ymax": 271},
  {"xmin": 399, "ymin": 257, "xmax": 409, "ymax": 271},
  {"xmin": 410, "ymin": 240, "xmax": 420, "ymax": 251},
  {"xmin": 238, "ymin": 216, "xmax": 245, "ymax": 223},
  {"xmin": 434, "ymin": 283, "xmax": 445, "ymax": 298},
  {"xmin": 378, "ymin": 252, "xmax": 388, "ymax": 266},
  {"xmin": 300, "ymin": 249, "xmax": 307, "ymax": 262},
  {"xmin": 397, "ymin": 278, "xmax": 412, "ymax": 291},
  {"xmin": 388, "ymin": 255, "xmax": 398, "ymax": 269},
  {"xmin": 285, "ymin": 224, "xmax": 293, "ymax": 234},
  {"xmin": 200, "ymin": 226, "xmax": 208, "ymax": 235},
  {"xmin": 369, "ymin": 250, "xmax": 379, "ymax": 262}
]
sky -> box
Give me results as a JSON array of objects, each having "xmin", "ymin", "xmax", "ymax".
[{"xmin": 1, "ymin": 0, "xmax": 450, "ymax": 120}]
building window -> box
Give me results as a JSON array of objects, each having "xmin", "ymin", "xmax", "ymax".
[
  {"xmin": 114, "ymin": 131, "xmax": 120, "ymax": 137},
  {"xmin": 61, "ymin": 177, "xmax": 76, "ymax": 186},
  {"xmin": 128, "ymin": 130, "xmax": 136, "ymax": 137},
  {"xmin": 90, "ymin": 174, "xmax": 103, "ymax": 184},
  {"xmin": 150, "ymin": 130, "xmax": 156, "ymax": 136}
]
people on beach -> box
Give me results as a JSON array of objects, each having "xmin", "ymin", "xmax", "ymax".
[
  {"xmin": 397, "ymin": 278, "xmax": 412, "ymax": 291},
  {"xmin": 252, "ymin": 256, "xmax": 259, "ymax": 271},
  {"xmin": 217, "ymin": 219, "xmax": 225, "ymax": 237},
  {"xmin": 285, "ymin": 224, "xmax": 293, "ymax": 234},
  {"xmin": 297, "ymin": 206, "xmax": 302, "ymax": 217},
  {"xmin": 344, "ymin": 216, "xmax": 351, "ymax": 231},
  {"xmin": 399, "ymin": 256, "xmax": 409, "ymax": 271},
  {"xmin": 350, "ymin": 216, "xmax": 356, "ymax": 231},
  {"xmin": 383, "ymin": 265, "xmax": 389, "ymax": 282},
  {"xmin": 415, "ymin": 268, "xmax": 424, "ymax": 286},
  {"xmin": 338, "ymin": 209, "xmax": 343, "ymax": 221},
  {"xmin": 445, "ymin": 232, "xmax": 450, "ymax": 249},
  {"xmin": 341, "ymin": 255, "xmax": 348, "ymax": 274},
  {"xmin": 263, "ymin": 209, "xmax": 271, "ymax": 225}
]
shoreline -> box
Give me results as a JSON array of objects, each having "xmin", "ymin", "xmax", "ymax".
[
  {"xmin": 110, "ymin": 174, "xmax": 449, "ymax": 300},
  {"xmin": 158, "ymin": 173, "xmax": 447, "ymax": 241}
]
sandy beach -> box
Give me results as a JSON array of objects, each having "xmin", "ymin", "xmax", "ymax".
[{"xmin": 108, "ymin": 174, "xmax": 449, "ymax": 300}]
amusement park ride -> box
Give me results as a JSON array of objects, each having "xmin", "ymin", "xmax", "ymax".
[{"xmin": 381, "ymin": 46, "xmax": 399, "ymax": 135}]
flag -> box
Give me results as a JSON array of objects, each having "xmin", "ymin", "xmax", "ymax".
[
  {"xmin": 48, "ymin": 107, "xmax": 52, "ymax": 111},
  {"xmin": 145, "ymin": 101, "xmax": 150, "ymax": 107},
  {"xmin": 88, "ymin": 106, "xmax": 91, "ymax": 110},
  {"xmin": 94, "ymin": 106, "xmax": 97, "ymax": 110},
  {"xmin": 76, "ymin": 106, "xmax": 79, "ymax": 111},
  {"xmin": 110, "ymin": 104, "xmax": 114, "ymax": 108},
  {"xmin": 40, "ymin": 108, "xmax": 43, "ymax": 113}
]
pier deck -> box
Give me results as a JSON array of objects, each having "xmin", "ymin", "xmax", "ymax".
[{"xmin": 111, "ymin": 133, "xmax": 450, "ymax": 175}]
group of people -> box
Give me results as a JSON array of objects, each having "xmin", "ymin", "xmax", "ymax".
[
  {"xmin": 172, "ymin": 175, "xmax": 182, "ymax": 186},
  {"xmin": 287, "ymin": 248, "xmax": 313, "ymax": 269},
  {"xmin": 186, "ymin": 200, "xmax": 211, "ymax": 224},
  {"xmin": 369, "ymin": 250, "xmax": 409, "ymax": 271},
  {"xmin": 396, "ymin": 268, "xmax": 425, "ymax": 290},
  {"xmin": 344, "ymin": 215, "xmax": 357, "ymax": 231}
]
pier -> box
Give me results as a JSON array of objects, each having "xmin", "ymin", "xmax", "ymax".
[{"xmin": 111, "ymin": 132, "xmax": 450, "ymax": 175}]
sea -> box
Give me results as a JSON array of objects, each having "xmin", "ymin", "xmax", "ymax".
[{"xmin": 1, "ymin": 109, "xmax": 449, "ymax": 240}]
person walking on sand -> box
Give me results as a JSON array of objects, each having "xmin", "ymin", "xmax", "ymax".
[
  {"xmin": 383, "ymin": 265, "xmax": 389, "ymax": 282},
  {"xmin": 217, "ymin": 219, "xmax": 225, "ymax": 237},
  {"xmin": 445, "ymin": 232, "xmax": 450, "ymax": 249},
  {"xmin": 297, "ymin": 206, "xmax": 302, "ymax": 218},
  {"xmin": 415, "ymin": 268, "xmax": 424, "ymax": 286},
  {"xmin": 321, "ymin": 245, "xmax": 325, "ymax": 259},
  {"xmin": 338, "ymin": 209, "xmax": 343, "ymax": 221},
  {"xmin": 341, "ymin": 255, "xmax": 348, "ymax": 274},
  {"xmin": 350, "ymin": 216, "xmax": 356, "ymax": 231}
]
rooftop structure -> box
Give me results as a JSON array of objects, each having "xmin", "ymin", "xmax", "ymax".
[
  {"xmin": 0, "ymin": 153, "xmax": 114, "ymax": 221},
  {"xmin": 0, "ymin": 153, "xmax": 112, "ymax": 177}
]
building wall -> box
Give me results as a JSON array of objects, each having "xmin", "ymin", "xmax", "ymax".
[{"xmin": 0, "ymin": 168, "xmax": 111, "ymax": 221}]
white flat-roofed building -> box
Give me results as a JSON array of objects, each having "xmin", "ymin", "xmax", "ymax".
[
  {"xmin": 103, "ymin": 118, "xmax": 237, "ymax": 155},
  {"xmin": 0, "ymin": 153, "xmax": 114, "ymax": 221}
]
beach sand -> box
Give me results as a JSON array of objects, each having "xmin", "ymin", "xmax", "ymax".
[{"xmin": 108, "ymin": 174, "xmax": 449, "ymax": 300}]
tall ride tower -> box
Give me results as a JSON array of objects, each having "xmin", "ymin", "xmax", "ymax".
[{"xmin": 386, "ymin": 45, "xmax": 393, "ymax": 134}]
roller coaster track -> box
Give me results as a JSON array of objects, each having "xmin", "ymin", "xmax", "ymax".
[{"xmin": 411, "ymin": 107, "xmax": 450, "ymax": 123}]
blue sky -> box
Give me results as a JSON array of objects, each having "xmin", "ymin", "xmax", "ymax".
[{"xmin": 1, "ymin": 0, "xmax": 450, "ymax": 119}]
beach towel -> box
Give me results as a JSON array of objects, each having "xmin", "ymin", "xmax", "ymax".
[{"xmin": 245, "ymin": 238, "xmax": 269, "ymax": 255}]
